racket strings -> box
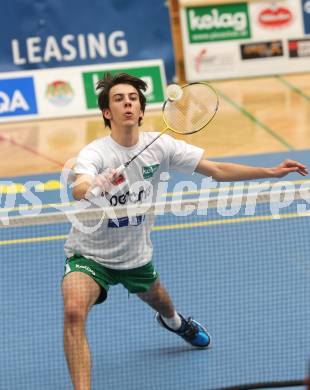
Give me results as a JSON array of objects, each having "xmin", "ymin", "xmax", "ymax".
[{"xmin": 163, "ymin": 83, "xmax": 219, "ymax": 134}]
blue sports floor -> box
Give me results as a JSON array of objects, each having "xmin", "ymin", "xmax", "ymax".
[{"xmin": 1, "ymin": 150, "xmax": 310, "ymax": 390}]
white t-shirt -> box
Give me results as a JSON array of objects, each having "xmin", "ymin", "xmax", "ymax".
[{"xmin": 64, "ymin": 132, "xmax": 204, "ymax": 269}]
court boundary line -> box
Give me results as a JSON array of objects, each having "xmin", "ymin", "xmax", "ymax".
[
  {"xmin": 214, "ymin": 88, "xmax": 294, "ymax": 150},
  {"xmin": 0, "ymin": 132, "xmax": 64, "ymax": 167},
  {"xmin": 275, "ymin": 75, "xmax": 310, "ymax": 101},
  {"xmin": 1, "ymin": 211, "xmax": 309, "ymax": 246}
]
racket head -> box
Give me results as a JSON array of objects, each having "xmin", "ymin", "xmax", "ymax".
[{"xmin": 162, "ymin": 82, "xmax": 219, "ymax": 135}]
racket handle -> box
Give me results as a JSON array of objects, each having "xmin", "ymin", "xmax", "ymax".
[
  {"xmin": 115, "ymin": 164, "xmax": 126, "ymax": 176},
  {"xmin": 87, "ymin": 164, "xmax": 126, "ymax": 199},
  {"xmin": 88, "ymin": 186, "xmax": 103, "ymax": 198}
]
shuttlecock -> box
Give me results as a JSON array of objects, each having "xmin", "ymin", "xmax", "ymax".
[{"xmin": 166, "ymin": 84, "xmax": 183, "ymax": 101}]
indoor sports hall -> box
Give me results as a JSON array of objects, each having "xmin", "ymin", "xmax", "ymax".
[{"xmin": 1, "ymin": 1, "xmax": 310, "ymax": 389}]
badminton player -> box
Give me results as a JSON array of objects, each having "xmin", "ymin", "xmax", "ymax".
[{"xmin": 62, "ymin": 73, "xmax": 307, "ymax": 390}]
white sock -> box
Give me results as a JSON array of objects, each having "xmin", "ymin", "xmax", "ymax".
[{"xmin": 161, "ymin": 311, "xmax": 182, "ymax": 331}]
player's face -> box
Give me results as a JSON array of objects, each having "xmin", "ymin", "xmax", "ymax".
[{"xmin": 104, "ymin": 83, "xmax": 143, "ymax": 129}]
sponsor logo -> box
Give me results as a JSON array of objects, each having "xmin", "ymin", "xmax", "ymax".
[
  {"xmin": 302, "ymin": 0, "xmax": 310, "ymax": 34},
  {"xmin": 186, "ymin": 3, "xmax": 251, "ymax": 43},
  {"xmin": 240, "ymin": 40, "xmax": 283, "ymax": 60},
  {"xmin": 82, "ymin": 65, "xmax": 164, "ymax": 109},
  {"xmin": 288, "ymin": 38, "xmax": 310, "ymax": 58},
  {"xmin": 0, "ymin": 77, "xmax": 37, "ymax": 117},
  {"xmin": 258, "ymin": 6, "xmax": 292, "ymax": 28},
  {"xmin": 305, "ymin": 0, "xmax": 310, "ymax": 13},
  {"xmin": 11, "ymin": 32, "xmax": 128, "ymax": 65},
  {"xmin": 76, "ymin": 264, "xmax": 96, "ymax": 276},
  {"xmin": 194, "ymin": 47, "xmax": 235, "ymax": 74},
  {"xmin": 195, "ymin": 48, "xmax": 208, "ymax": 73},
  {"xmin": 142, "ymin": 164, "xmax": 159, "ymax": 179},
  {"xmin": 45, "ymin": 80, "xmax": 74, "ymax": 106},
  {"xmin": 108, "ymin": 215, "xmax": 145, "ymax": 228},
  {"xmin": 109, "ymin": 187, "xmax": 151, "ymax": 207}
]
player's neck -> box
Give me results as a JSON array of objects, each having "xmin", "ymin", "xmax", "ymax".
[{"xmin": 110, "ymin": 125, "xmax": 139, "ymax": 147}]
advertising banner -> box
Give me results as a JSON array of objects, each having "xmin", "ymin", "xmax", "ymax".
[
  {"xmin": 181, "ymin": 0, "xmax": 310, "ymax": 81},
  {"xmin": 249, "ymin": 1, "xmax": 303, "ymax": 38},
  {"xmin": 185, "ymin": 3, "xmax": 251, "ymax": 43},
  {"xmin": 0, "ymin": 59, "xmax": 166, "ymax": 123},
  {"xmin": 35, "ymin": 71, "xmax": 85, "ymax": 119},
  {"xmin": 288, "ymin": 38, "xmax": 310, "ymax": 57},
  {"xmin": 82, "ymin": 65, "xmax": 164, "ymax": 110},
  {"xmin": 0, "ymin": 1, "xmax": 174, "ymax": 81},
  {"xmin": 0, "ymin": 77, "xmax": 37, "ymax": 118},
  {"xmin": 302, "ymin": 0, "xmax": 310, "ymax": 33}
]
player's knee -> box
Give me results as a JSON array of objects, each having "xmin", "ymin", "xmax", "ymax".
[{"xmin": 64, "ymin": 301, "xmax": 88, "ymax": 326}]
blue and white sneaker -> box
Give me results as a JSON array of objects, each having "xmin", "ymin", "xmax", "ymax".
[{"xmin": 155, "ymin": 313, "xmax": 212, "ymax": 348}]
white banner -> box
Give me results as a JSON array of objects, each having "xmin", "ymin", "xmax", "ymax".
[
  {"xmin": 181, "ymin": 1, "xmax": 310, "ymax": 81},
  {"xmin": 0, "ymin": 59, "xmax": 166, "ymax": 123}
]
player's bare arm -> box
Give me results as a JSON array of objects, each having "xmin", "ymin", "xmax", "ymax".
[
  {"xmin": 72, "ymin": 169, "xmax": 121, "ymax": 200},
  {"xmin": 72, "ymin": 174, "xmax": 93, "ymax": 200},
  {"xmin": 195, "ymin": 158, "xmax": 308, "ymax": 182}
]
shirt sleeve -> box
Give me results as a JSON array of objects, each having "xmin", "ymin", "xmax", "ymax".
[
  {"xmin": 74, "ymin": 143, "xmax": 103, "ymax": 177},
  {"xmin": 163, "ymin": 134, "xmax": 204, "ymax": 174}
]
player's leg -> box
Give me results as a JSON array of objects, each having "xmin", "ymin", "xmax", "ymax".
[
  {"xmin": 120, "ymin": 262, "xmax": 211, "ymax": 348},
  {"xmin": 62, "ymin": 272, "xmax": 101, "ymax": 390},
  {"xmin": 137, "ymin": 278, "xmax": 212, "ymax": 348},
  {"xmin": 137, "ymin": 278, "xmax": 176, "ymax": 318}
]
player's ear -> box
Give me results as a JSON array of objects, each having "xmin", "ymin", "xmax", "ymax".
[{"xmin": 103, "ymin": 108, "xmax": 112, "ymax": 120}]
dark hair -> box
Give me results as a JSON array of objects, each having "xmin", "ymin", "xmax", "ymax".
[{"xmin": 96, "ymin": 73, "xmax": 147, "ymax": 128}]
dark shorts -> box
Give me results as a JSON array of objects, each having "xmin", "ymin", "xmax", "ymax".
[{"xmin": 63, "ymin": 254, "xmax": 159, "ymax": 304}]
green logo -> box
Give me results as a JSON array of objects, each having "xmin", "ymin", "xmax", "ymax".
[
  {"xmin": 142, "ymin": 164, "xmax": 159, "ymax": 179},
  {"xmin": 83, "ymin": 65, "xmax": 165, "ymax": 110},
  {"xmin": 186, "ymin": 3, "xmax": 251, "ymax": 43}
]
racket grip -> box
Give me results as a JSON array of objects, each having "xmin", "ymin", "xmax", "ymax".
[
  {"xmin": 115, "ymin": 164, "xmax": 126, "ymax": 176},
  {"xmin": 88, "ymin": 186, "xmax": 102, "ymax": 198},
  {"xmin": 86, "ymin": 164, "xmax": 126, "ymax": 199}
]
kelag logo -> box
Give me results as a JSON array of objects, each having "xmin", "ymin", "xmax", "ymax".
[
  {"xmin": 186, "ymin": 3, "xmax": 251, "ymax": 43},
  {"xmin": 0, "ymin": 77, "xmax": 37, "ymax": 117},
  {"xmin": 142, "ymin": 164, "xmax": 159, "ymax": 179},
  {"xmin": 303, "ymin": 0, "xmax": 310, "ymax": 34}
]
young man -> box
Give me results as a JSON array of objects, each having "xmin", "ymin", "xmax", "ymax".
[{"xmin": 62, "ymin": 73, "xmax": 307, "ymax": 390}]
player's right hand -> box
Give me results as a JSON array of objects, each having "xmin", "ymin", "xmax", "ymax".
[{"xmin": 91, "ymin": 168, "xmax": 118, "ymax": 195}]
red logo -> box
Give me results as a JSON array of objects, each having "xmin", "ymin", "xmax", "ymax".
[
  {"xmin": 288, "ymin": 40, "xmax": 297, "ymax": 50},
  {"xmin": 258, "ymin": 6, "xmax": 292, "ymax": 28},
  {"xmin": 194, "ymin": 48, "xmax": 207, "ymax": 73}
]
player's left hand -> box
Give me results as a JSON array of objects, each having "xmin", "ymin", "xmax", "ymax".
[{"xmin": 272, "ymin": 159, "xmax": 308, "ymax": 178}]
